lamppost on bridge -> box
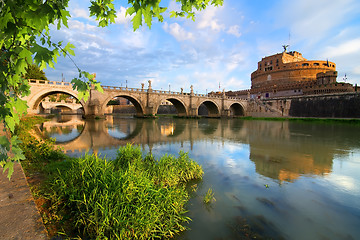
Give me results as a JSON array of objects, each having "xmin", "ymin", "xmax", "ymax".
[
  {"xmin": 169, "ymin": 84, "xmax": 171, "ymax": 93},
  {"xmin": 126, "ymin": 80, "xmax": 128, "ymax": 88}
]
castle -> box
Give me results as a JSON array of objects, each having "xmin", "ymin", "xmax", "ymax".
[{"xmin": 226, "ymin": 49, "xmax": 355, "ymax": 99}]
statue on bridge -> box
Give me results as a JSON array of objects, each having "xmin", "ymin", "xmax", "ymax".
[{"xmin": 148, "ymin": 80, "xmax": 152, "ymax": 90}]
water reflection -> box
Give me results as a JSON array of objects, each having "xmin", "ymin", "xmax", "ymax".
[
  {"xmin": 35, "ymin": 115, "xmax": 360, "ymax": 240},
  {"xmin": 37, "ymin": 115, "xmax": 85, "ymax": 143},
  {"xmin": 36, "ymin": 115, "xmax": 360, "ymax": 184}
]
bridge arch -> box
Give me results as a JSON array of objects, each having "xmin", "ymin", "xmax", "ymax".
[
  {"xmin": 54, "ymin": 105, "xmax": 72, "ymax": 112},
  {"xmin": 229, "ymin": 102, "xmax": 245, "ymax": 117},
  {"xmin": 154, "ymin": 97, "xmax": 188, "ymax": 117},
  {"xmin": 101, "ymin": 94, "xmax": 145, "ymax": 117},
  {"xmin": 27, "ymin": 89, "xmax": 85, "ymax": 115},
  {"xmin": 198, "ymin": 100, "xmax": 220, "ymax": 117}
]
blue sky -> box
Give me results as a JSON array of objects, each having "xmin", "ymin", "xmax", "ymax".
[{"xmin": 44, "ymin": 0, "xmax": 360, "ymax": 93}]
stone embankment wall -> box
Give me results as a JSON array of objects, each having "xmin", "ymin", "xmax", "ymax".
[
  {"xmin": 247, "ymin": 92, "xmax": 360, "ymax": 118},
  {"xmin": 288, "ymin": 93, "xmax": 360, "ymax": 118},
  {"xmin": 246, "ymin": 99, "xmax": 291, "ymax": 118}
]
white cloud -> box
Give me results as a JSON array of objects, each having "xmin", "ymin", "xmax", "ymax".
[
  {"xmin": 167, "ymin": 1, "xmax": 181, "ymax": 13},
  {"xmin": 71, "ymin": 8, "xmax": 94, "ymax": 22},
  {"xmin": 225, "ymin": 77, "xmax": 246, "ymax": 90},
  {"xmin": 68, "ymin": 20, "xmax": 97, "ymax": 32},
  {"xmin": 323, "ymin": 38, "xmax": 360, "ymax": 58},
  {"xmin": 278, "ymin": 0, "xmax": 357, "ymax": 44},
  {"xmin": 196, "ymin": 5, "xmax": 226, "ymax": 32},
  {"xmin": 60, "ymin": 20, "xmax": 107, "ymax": 51},
  {"xmin": 227, "ymin": 25, "xmax": 242, "ymax": 37},
  {"xmin": 115, "ymin": 7, "xmax": 131, "ymax": 25},
  {"xmin": 352, "ymin": 65, "xmax": 360, "ymax": 75},
  {"xmin": 226, "ymin": 53, "xmax": 245, "ymax": 71},
  {"xmin": 163, "ymin": 22, "xmax": 194, "ymax": 41}
]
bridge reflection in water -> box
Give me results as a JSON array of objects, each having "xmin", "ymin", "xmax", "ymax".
[
  {"xmin": 35, "ymin": 115, "xmax": 360, "ymax": 240},
  {"xmin": 36, "ymin": 115, "xmax": 358, "ymax": 184}
]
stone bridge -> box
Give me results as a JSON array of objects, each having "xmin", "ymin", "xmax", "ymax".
[
  {"xmin": 40, "ymin": 99, "xmax": 82, "ymax": 114},
  {"xmin": 23, "ymin": 79, "xmax": 249, "ymax": 118}
]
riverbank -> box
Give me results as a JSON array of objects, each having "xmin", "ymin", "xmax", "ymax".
[
  {"xmin": 238, "ymin": 116, "xmax": 360, "ymax": 124},
  {"xmin": 0, "ymin": 162, "xmax": 47, "ymax": 240}
]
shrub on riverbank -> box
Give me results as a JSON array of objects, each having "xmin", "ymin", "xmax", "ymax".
[
  {"xmin": 16, "ymin": 117, "xmax": 203, "ymax": 239},
  {"xmin": 51, "ymin": 146, "xmax": 203, "ymax": 239}
]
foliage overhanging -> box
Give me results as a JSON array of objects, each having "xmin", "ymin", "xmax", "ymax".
[{"xmin": 0, "ymin": 0, "xmax": 223, "ymax": 178}]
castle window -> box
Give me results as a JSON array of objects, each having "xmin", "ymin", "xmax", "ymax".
[
  {"xmin": 313, "ymin": 63, "xmax": 319, "ymax": 66},
  {"xmin": 267, "ymin": 74, "xmax": 272, "ymax": 81},
  {"xmin": 302, "ymin": 63, "xmax": 309, "ymax": 67}
]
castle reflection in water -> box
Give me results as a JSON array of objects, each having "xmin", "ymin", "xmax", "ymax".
[{"xmin": 35, "ymin": 115, "xmax": 359, "ymax": 183}]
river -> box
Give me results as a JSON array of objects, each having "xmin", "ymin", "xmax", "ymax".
[{"xmin": 36, "ymin": 115, "xmax": 360, "ymax": 240}]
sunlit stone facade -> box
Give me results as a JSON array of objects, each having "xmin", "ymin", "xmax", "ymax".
[
  {"xmin": 251, "ymin": 51, "xmax": 336, "ymax": 93},
  {"xmin": 226, "ymin": 50, "xmax": 355, "ymax": 99}
]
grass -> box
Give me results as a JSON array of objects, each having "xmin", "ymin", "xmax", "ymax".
[
  {"xmin": 238, "ymin": 116, "xmax": 360, "ymax": 124},
  {"xmin": 203, "ymin": 188, "xmax": 216, "ymax": 204},
  {"xmin": 15, "ymin": 116, "xmax": 204, "ymax": 239}
]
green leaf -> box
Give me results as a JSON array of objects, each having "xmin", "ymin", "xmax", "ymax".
[
  {"xmin": 5, "ymin": 115, "xmax": 16, "ymax": 133},
  {"xmin": 126, "ymin": 7, "xmax": 136, "ymax": 16},
  {"xmin": 13, "ymin": 98, "xmax": 28, "ymax": 117},
  {"xmin": 132, "ymin": 9, "xmax": 143, "ymax": 30},
  {"xmin": 143, "ymin": 6, "xmax": 153, "ymax": 29},
  {"xmin": 2, "ymin": 161, "xmax": 14, "ymax": 180},
  {"xmin": 71, "ymin": 78, "xmax": 90, "ymax": 102},
  {"xmin": 93, "ymin": 82, "xmax": 103, "ymax": 93},
  {"xmin": 0, "ymin": 136, "xmax": 11, "ymax": 151},
  {"xmin": 64, "ymin": 42, "xmax": 75, "ymax": 56}
]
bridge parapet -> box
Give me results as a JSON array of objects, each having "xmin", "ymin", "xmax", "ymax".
[
  {"xmin": 102, "ymin": 85, "xmax": 145, "ymax": 92},
  {"xmin": 29, "ymin": 79, "xmax": 72, "ymax": 87},
  {"xmin": 28, "ymin": 79, "xmax": 245, "ymax": 100}
]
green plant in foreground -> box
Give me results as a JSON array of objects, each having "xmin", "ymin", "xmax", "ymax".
[
  {"xmin": 49, "ymin": 144, "xmax": 203, "ymax": 239},
  {"xmin": 16, "ymin": 118, "xmax": 204, "ymax": 239},
  {"xmin": 203, "ymin": 188, "xmax": 216, "ymax": 204}
]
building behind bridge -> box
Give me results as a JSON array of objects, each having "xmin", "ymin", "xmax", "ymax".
[{"xmin": 225, "ymin": 50, "xmax": 356, "ymax": 99}]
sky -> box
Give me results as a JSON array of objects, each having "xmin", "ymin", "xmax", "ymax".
[{"xmin": 44, "ymin": 0, "xmax": 360, "ymax": 94}]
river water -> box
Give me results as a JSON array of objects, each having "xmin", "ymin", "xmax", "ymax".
[{"xmin": 36, "ymin": 115, "xmax": 360, "ymax": 240}]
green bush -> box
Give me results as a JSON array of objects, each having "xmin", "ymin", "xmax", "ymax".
[{"xmin": 50, "ymin": 144, "xmax": 203, "ymax": 239}]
